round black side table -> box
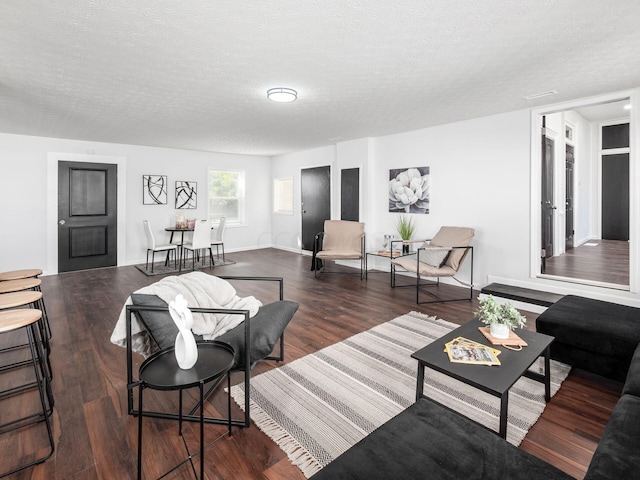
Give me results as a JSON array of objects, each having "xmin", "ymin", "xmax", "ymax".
[{"xmin": 137, "ymin": 340, "xmax": 235, "ymax": 480}]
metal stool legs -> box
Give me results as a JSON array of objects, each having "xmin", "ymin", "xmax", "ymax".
[{"xmin": 0, "ymin": 309, "xmax": 55, "ymax": 478}]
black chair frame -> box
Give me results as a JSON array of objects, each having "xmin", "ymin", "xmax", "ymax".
[
  {"xmin": 126, "ymin": 276, "xmax": 286, "ymax": 430},
  {"xmin": 391, "ymin": 245, "xmax": 474, "ymax": 304},
  {"xmin": 145, "ymin": 246, "xmax": 177, "ymax": 274},
  {"xmin": 180, "ymin": 246, "xmax": 215, "ymax": 271}
]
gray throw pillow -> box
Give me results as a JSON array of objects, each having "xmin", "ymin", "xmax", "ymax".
[
  {"xmin": 420, "ymin": 247, "xmax": 450, "ymax": 268},
  {"xmin": 218, "ymin": 300, "xmax": 299, "ymax": 370}
]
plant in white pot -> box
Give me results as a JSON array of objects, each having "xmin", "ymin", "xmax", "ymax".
[{"xmin": 475, "ymin": 295, "xmax": 526, "ymax": 339}]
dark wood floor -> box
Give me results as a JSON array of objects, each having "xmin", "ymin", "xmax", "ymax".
[
  {"xmin": 544, "ymin": 239, "xmax": 629, "ymax": 285},
  {"xmin": 1, "ymin": 249, "xmax": 622, "ymax": 479}
]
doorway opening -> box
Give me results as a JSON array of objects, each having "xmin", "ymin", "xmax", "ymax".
[{"xmin": 531, "ymin": 94, "xmax": 634, "ymax": 290}]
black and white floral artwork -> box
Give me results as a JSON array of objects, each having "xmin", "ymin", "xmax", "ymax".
[
  {"xmin": 175, "ymin": 181, "xmax": 197, "ymax": 209},
  {"xmin": 388, "ymin": 167, "xmax": 430, "ymax": 214},
  {"xmin": 142, "ymin": 175, "xmax": 167, "ymax": 205}
]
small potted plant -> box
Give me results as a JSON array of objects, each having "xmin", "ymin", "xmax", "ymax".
[
  {"xmin": 475, "ymin": 295, "xmax": 526, "ymax": 339},
  {"xmin": 396, "ymin": 214, "xmax": 416, "ymax": 254}
]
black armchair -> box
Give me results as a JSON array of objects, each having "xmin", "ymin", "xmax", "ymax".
[{"xmin": 125, "ymin": 275, "xmax": 298, "ymax": 429}]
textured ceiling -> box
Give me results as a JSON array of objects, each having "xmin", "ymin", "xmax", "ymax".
[{"xmin": 1, "ymin": 1, "xmax": 639, "ymax": 156}]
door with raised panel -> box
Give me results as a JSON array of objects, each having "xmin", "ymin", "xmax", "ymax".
[
  {"xmin": 58, "ymin": 161, "xmax": 117, "ymax": 272},
  {"xmin": 301, "ymin": 165, "xmax": 330, "ymax": 251}
]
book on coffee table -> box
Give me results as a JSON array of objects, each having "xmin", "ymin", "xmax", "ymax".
[{"xmin": 444, "ymin": 337, "xmax": 501, "ymax": 366}]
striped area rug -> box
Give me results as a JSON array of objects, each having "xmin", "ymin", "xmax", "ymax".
[{"xmin": 230, "ymin": 312, "xmax": 571, "ymax": 478}]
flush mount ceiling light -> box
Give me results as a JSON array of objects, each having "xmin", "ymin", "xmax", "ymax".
[
  {"xmin": 524, "ymin": 90, "xmax": 558, "ymax": 100},
  {"xmin": 267, "ymin": 87, "xmax": 297, "ymax": 103},
  {"xmin": 624, "ymin": 104, "xmax": 631, "ymax": 110}
]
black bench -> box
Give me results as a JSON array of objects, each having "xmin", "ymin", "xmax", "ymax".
[
  {"xmin": 481, "ymin": 282, "xmax": 564, "ymax": 307},
  {"xmin": 536, "ymin": 295, "xmax": 640, "ymax": 381}
]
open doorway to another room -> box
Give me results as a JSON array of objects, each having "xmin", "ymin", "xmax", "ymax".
[{"xmin": 534, "ymin": 96, "xmax": 631, "ymax": 289}]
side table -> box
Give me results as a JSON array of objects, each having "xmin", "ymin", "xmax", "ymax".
[
  {"xmin": 137, "ymin": 341, "xmax": 235, "ymax": 480},
  {"xmin": 364, "ymin": 249, "xmax": 408, "ymax": 284}
]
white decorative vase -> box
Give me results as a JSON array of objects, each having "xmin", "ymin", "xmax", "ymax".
[
  {"xmin": 490, "ymin": 323, "xmax": 510, "ymax": 339},
  {"xmin": 174, "ymin": 329, "xmax": 198, "ymax": 370},
  {"xmin": 169, "ymin": 294, "xmax": 198, "ymax": 369}
]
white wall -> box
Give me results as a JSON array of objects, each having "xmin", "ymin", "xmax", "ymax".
[
  {"xmin": 370, "ymin": 110, "xmax": 532, "ymax": 285},
  {"xmin": 569, "ymin": 111, "xmax": 596, "ymax": 246},
  {"xmin": 0, "ymin": 133, "xmax": 271, "ymax": 274},
  {"xmin": 272, "ymin": 109, "xmax": 532, "ymax": 288},
  {"xmin": 271, "ymin": 144, "xmax": 336, "ymax": 252}
]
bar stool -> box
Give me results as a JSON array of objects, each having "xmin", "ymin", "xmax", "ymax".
[
  {"xmin": 0, "ymin": 278, "xmax": 42, "ymax": 294},
  {"xmin": 0, "ymin": 269, "xmax": 43, "ymax": 282},
  {"xmin": 0, "ymin": 309, "xmax": 55, "ymax": 477},
  {"xmin": 0, "ymin": 291, "xmax": 53, "ymax": 385},
  {"xmin": 0, "ymin": 270, "xmax": 51, "ymax": 340},
  {"xmin": 0, "ymin": 278, "xmax": 52, "ymax": 341}
]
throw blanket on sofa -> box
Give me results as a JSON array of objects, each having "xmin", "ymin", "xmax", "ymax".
[{"xmin": 110, "ymin": 272, "xmax": 262, "ymax": 356}]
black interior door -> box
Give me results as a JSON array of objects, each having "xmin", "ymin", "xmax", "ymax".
[
  {"xmin": 58, "ymin": 161, "xmax": 118, "ymax": 272},
  {"xmin": 541, "ymin": 131, "xmax": 555, "ymax": 270},
  {"xmin": 602, "ymin": 153, "xmax": 629, "ymax": 241},
  {"xmin": 565, "ymin": 144, "xmax": 575, "ymax": 251},
  {"xmin": 601, "ymin": 122, "xmax": 629, "ymax": 241},
  {"xmin": 301, "ymin": 166, "xmax": 330, "ymax": 251},
  {"xmin": 341, "ymin": 168, "xmax": 359, "ymax": 221}
]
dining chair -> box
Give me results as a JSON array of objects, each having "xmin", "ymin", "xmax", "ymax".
[
  {"xmin": 143, "ymin": 220, "xmax": 178, "ymax": 273},
  {"xmin": 210, "ymin": 217, "xmax": 226, "ymax": 263},
  {"xmin": 182, "ymin": 219, "xmax": 215, "ymax": 270}
]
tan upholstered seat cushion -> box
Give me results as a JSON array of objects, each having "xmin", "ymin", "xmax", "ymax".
[
  {"xmin": 392, "ymin": 254, "xmax": 457, "ymax": 277},
  {"xmin": 316, "ymin": 249, "xmax": 362, "ymax": 259}
]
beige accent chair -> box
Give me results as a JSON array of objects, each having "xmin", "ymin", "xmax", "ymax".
[
  {"xmin": 312, "ymin": 220, "xmax": 365, "ymax": 279},
  {"xmin": 391, "ymin": 226, "xmax": 474, "ymax": 303}
]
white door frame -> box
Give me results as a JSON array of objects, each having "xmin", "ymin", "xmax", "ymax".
[{"xmin": 529, "ymin": 89, "xmax": 638, "ymax": 292}]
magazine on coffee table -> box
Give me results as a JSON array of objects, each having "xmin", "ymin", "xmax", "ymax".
[{"xmin": 444, "ymin": 337, "xmax": 501, "ymax": 366}]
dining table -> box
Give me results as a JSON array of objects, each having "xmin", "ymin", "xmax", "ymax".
[
  {"xmin": 164, "ymin": 226, "xmax": 193, "ymax": 247},
  {"xmin": 165, "ymin": 224, "xmax": 220, "ymax": 271}
]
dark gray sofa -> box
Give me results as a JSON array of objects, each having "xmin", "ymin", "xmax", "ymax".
[
  {"xmin": 310, "ymin": 396, "xmax": 573, "ymax": 480},
  {"xmin": 311, "ymin": 344, "xmax": 640, "ymax": 479},
  {"xmin": 582, "ymin": 343, "xmax": 640, "ymax": 480},
  {"xmin": 536, "ymin": 295, "xmax": 640, "ymax": 382}
]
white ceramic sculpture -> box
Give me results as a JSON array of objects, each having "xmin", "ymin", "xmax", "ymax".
[{"xmin": 169, "ymin": 294, "xmax": 198, "ymax": 369}]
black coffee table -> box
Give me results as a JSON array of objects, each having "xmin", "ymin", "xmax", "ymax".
[{"xmin": 411, "ymin": 319, "xmax": 554, "ymax": 439}]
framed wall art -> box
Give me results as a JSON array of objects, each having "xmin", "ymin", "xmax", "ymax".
[
  {"xmin": 175, "ymin": 181, "xmax": 197, "ymax": 209},
  {"xmin": 142, "ymin": 175, "xmax": 168, "ymax": 205},
  {"xmin": 388, "ymin": 166, "xmax": 430, "ymax": 214}
]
